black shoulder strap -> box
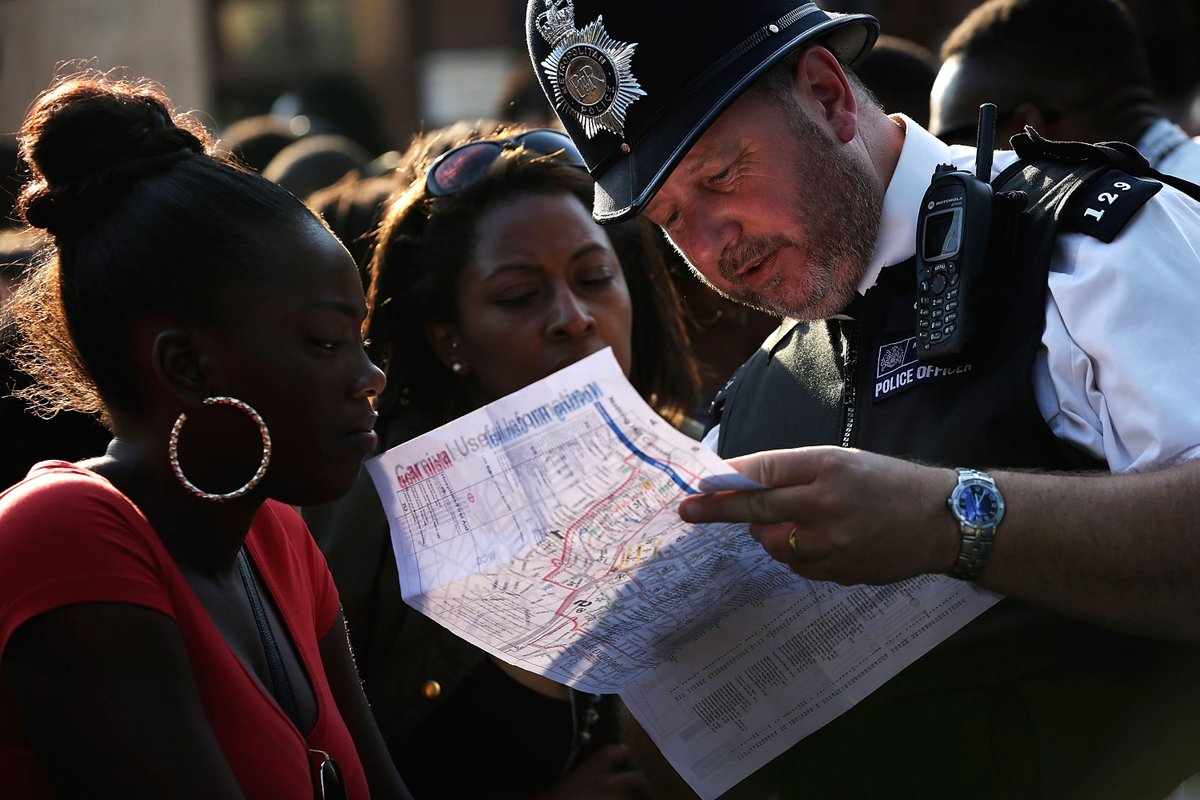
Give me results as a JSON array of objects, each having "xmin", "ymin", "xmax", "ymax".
[
  {"xmin": 237, "ymin": 548, "xmax": 304, "ymax": 731},
  {"xmin": 1010, "ymin": 127, "xmax": 1200, "ymax": 201},
  {"xmin": 998, "ymin": 127, "xmax": 1200, "ymax": 244}
]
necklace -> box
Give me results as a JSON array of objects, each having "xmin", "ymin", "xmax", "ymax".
[{"xmin": 562, "ymin": 690, "xmax": 604, "ymax": 776}]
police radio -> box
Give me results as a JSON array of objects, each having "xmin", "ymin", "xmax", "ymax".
[{"xmin": 915, "ymin": 104, "xmax": 998, "ymax": 362}]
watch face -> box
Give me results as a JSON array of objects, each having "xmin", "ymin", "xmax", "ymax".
[{"xmin": 955, "ymin": 481, "xmax": 1003, "ymax": 526}]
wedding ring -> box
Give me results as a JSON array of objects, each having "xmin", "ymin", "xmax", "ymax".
[{"xmin": 787, "ymin": 525, "xmax": 803, "ymax": 559}]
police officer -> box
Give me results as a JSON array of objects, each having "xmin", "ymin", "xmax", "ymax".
[
  {"xmin": 930, "ymin": 0, "xmax": 1200, "ymax": 182},
  {"xmin": 527, "ymin": 1, "xmax": 1200, "ymax": 798}
]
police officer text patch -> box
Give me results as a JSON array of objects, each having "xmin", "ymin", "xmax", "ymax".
[{"xmin": 873, "ymin": 336, "xmax": 972, "ymax": 401}]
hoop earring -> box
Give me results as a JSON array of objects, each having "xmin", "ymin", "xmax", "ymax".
[{"xmin": 169, "ymin": 396, "xmax": 272, "ymax": 502}]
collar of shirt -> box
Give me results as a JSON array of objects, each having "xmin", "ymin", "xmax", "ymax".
[
  {"xmin": 1136, "ymin": 116, "xmax": 1191, "ymax": 168},
  {"xmin": 856, "ymin": 115, "xmax": 1021, "ymax": 298}
]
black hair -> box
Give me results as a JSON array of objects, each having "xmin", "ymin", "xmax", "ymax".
[
  {"xmin": 262, "ymin": 133, "xmax": 371, "ymax": 199},
  {"xmin": 939, "ymin": 0, "xmax": 1154, "ymax": 121},
  {"xmin": 304, "ymin": 120, "xmax": 507, "ymax": 290},
  {"xmin": 305, "ymin": 170, "xmax": 406, "ymax": 288},
  {"xmin": 217, "ymin": 114, "xmax": 300, "ymax": 174},
  {"xmin": 11, "ymin": 72, "xmax": 316, "ymax": 423}
]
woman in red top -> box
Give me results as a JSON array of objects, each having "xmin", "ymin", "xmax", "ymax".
[{"xmin": 0, "ymin": 73, "xmax": 410, "ymax": 799}]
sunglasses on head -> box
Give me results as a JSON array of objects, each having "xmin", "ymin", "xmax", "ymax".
[
  {"xmin": 424, "ymin": 128, "xmax": 585, "ymax": 197},
  {"xmin": 309, "ymin": 748, "xmax": 345, "ymax": 800}
]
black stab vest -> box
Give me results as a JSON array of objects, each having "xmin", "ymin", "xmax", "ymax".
[{"xmin": 716, "ymin": 135, "xmax": 1200, "ymax": 799}]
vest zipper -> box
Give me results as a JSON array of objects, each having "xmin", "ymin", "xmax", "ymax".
[{"xmin": 840, "ymin": 320, "xmax": 860, "ymax": 448}]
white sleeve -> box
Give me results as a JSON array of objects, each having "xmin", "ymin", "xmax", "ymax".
[{"xmin": 1034, "ymin": 186, "xmax": 1200, "ymax": 473}]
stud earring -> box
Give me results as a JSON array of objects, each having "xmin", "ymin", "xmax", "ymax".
[{"xmin": 450, "ymin": 362, "xmax": 464, "ymax": 375}]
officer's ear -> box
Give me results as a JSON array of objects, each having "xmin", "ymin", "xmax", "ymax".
[{"xmin": 794, "ymin": 45, "xmax": 858, "ymax": 143}]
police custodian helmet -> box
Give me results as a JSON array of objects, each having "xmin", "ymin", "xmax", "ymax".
[{"xmin": 525, "ymin": 1, "xmax": 879, "ymax": 223}]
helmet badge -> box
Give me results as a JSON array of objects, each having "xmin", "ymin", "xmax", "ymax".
[{"xmin": 536, "ymin": 0, "xmax": 646, "ymax": 139}]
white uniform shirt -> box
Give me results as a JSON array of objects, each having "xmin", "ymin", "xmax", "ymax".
[
  {"xmin": 1138, "ymin": 117, "xmax": 1200, "ymax": 185},
  {"xmin": 705, "ymin": 115, "xmax": 1200, "ymax": 476},
  {"xmin": 883, "ymin": 116, "xmax": 1200, "ymax": 473}
]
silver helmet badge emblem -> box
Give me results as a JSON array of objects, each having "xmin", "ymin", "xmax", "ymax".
[{"xmin": 536, "ymin": 0, "xmax": 646, "ymax": 139}]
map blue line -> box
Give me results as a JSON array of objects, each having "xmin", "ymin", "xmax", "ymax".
[{"xmin": 594, "ymin": 402, "xmax": 699, "ymax": 494}]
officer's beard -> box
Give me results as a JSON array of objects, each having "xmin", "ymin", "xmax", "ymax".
[{"xmin": 719, "ymin": 101, "xmax": 882, "ymax": 320}]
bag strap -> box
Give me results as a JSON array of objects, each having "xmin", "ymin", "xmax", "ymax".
[{"xmin": 237, "ymin": 547, "xmax": 303, "ymax": 731}]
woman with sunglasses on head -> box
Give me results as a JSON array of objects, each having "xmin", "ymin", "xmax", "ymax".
[
  {"xmin": 302, "ymin": 125, "xmax": 700, "ymax": 799},
  {"xmin": 0, "ymin": 73, "xmax": 411, "ymax": 799}
]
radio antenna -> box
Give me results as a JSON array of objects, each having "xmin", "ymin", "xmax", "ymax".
[{"xmin": 975, "ymin": 103, "xmax": 997, "ymax": 181}]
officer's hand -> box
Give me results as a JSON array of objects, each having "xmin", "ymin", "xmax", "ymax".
[{"xmin": 679, "ymin": 446, "xmax": 959, "ymax": 585}]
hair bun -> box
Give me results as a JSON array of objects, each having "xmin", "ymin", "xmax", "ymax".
[{"xmin": 18, "ymin": 75, "xmax": 211, "ymax": 237}]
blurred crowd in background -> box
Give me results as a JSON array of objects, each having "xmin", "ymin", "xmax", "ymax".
[
  {"xmin": 3, "ymin": 0, "xmax": 1200, "ymax": 488},
  {"xmin": 4, "ymin": 1, "xmax": 1200, "ymax": 797},
  {"xmin": 4, "ymin": 0, "xmax": 1200, "ymax": 486}
]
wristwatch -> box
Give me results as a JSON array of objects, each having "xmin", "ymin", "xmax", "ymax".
[{"xmin": 947, "ymin": 467, "xmax": 1005, "ymax": 581}]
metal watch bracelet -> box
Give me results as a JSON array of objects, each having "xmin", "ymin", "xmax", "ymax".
[
  {"xmin": 947, "ymin": 468, "xmax": 1004, "ymax": 581},
  {"xmin": 948, "ymin": 524, "xmax": 995, "ymax": 581}
]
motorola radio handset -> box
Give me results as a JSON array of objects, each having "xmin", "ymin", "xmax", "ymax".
[{"xmin": 915, "ymin": 103, "xmax": 998, "ymax": 362}]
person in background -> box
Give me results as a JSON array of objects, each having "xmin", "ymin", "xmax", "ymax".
[
  {"xmin": 303, "ymin": 124, "xmax": 699, "ymax": 799},
  {"xmin": 526, "ymin": 0, "xmax": 1200, "ymax": 797},
  {"xmin": 272, "ymin": 72, "xmax": 388, "ymax": 160},
  {"xmin": 304, "ymin": 119, "xmax": 507, "ymax": 286},
  {"xmin": 931, "ymin": 0, "xmax": 1200, "ymax": 183},
  {"xmin": 497, "ymin": 61, "xmax": 560, "ymax": 127},
  {"xmin": 0, "ymin": 72, "xmax": 410, "ymax": 799},
  {"xmin": 854, "ymin": 34, "xmax": 939, "ymax": 129},
  {"xmin": 263, "ymin": 133, "xmax": 373, "ymax": 201},
  {"xmin": 217, "ymin": 113, "xmax": 302, "ymax": 174},
  {"xmin": 304, "ymin": 170, "xmax": 406, "ymax": 286},
  {"xmin": 1121, "ymin": 0, "xmax": 1200, "ymax": 124}
]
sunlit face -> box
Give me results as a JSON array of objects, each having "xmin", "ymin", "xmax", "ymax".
[
  {"xmin": 645, "ymin": 85, "xmax": 880, "ymax": 320},
  {"xmin": 439, "ymin": 190, "xmax": 634, "ymax": 399},
  {"xmin": 197, "ymin": 216, "xmax": 385, "ymax": 505}
]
